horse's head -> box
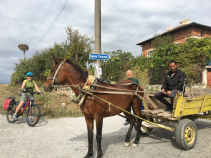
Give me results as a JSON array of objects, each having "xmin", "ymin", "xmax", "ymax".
[{"xmin": 43, "ymin": 55, "xmax": 67, "ymax": 92}]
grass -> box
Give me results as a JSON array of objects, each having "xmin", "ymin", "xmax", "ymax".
[{"xmin": 0, "ymin": 84, "xmax": 83, "ymax": 118}]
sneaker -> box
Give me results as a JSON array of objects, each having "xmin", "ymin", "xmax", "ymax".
[
  {"xmin": 12, "ymin": 114, "xmax": 17, "ymax": 121},
  {"xmin": 123, "ymin": 121, "xmax": 130, "ymax": 126}
]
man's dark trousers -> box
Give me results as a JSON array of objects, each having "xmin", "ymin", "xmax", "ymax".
[{"xmin": 154, "ymin": 91, "xmax": 179, "ymax": 107}]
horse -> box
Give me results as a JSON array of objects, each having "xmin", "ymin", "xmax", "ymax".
[{"xmin": 43, "ymin": 55, "xmax": 144, "ymax": 158}]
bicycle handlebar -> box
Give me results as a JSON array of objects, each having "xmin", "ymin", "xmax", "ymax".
[{"xmin": 18, "ymin": 91, "xmax": 42, "ymax": 95}]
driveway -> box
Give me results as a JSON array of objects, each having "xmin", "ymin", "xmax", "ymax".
[{"xmin": 0, "ymin": 114, "xmax": 211, "ymax": 158}]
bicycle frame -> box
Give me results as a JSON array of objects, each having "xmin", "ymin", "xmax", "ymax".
[
  {"xmin": 18, "ymin": 93, "xmax": 36, "ymax": 116},
  {"xmin": 19, "ymin": 98, "xmax": 30, "ymax": 114}
]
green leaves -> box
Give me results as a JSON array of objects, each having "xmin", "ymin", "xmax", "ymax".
[
  {"xmin": 65, "ymin": 26, "xmax": 94, "ymax": 69},
  {"xmin": 102, "ymin": 50, "xmax": 133, "ymax": 82}
]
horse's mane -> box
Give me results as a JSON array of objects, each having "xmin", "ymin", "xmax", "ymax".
[{"xmin": 64, "ymin": 58, "xmax": 88, "ymax": 81}]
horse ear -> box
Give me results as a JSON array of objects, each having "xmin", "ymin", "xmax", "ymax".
[{"xmin": 53, "ymin": 54, "xmax": 59, "ymax": 64}]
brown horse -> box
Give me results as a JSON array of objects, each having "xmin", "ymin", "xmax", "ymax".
[{"xmin": 43, "ymin": 56, "xmax": 144, "ymax": 158}]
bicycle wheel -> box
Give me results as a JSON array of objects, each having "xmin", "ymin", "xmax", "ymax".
[
  {"xmin": 26, "ymin": 104, "xmax": 41, "ymax": 127},
  {"xmin": 6, "ymin": 104, "xmax": 18, "ymax": 123}
]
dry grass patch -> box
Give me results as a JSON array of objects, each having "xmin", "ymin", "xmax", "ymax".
[{"xmin": 0, "ymin": 84, "xmax": 83, "ymax": 118}]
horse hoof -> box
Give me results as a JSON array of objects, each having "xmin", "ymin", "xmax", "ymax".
[
  {"xmin": 132, "ymin": 143, "xmax": 138, "ymax": 148},
  {"xmin": 124, "ymin": 142, "xmax": 130, "ymax": 147}
]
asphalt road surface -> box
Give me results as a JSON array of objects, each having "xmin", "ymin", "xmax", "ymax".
[{"xmin": 0, "ymin": 114, "xmax": 211, "ymax": 158}]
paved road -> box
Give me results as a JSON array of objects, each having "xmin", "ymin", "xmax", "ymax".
[{"xmin": 0, "ymin": 114, "xmax": 211, "ymax": 158}]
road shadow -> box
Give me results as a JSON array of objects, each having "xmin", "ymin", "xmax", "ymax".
[
  {"xmin": 194, "ymin": 119, "xmax": 211, "ymax": 130},
  {"xmin": 62, "ymin": 118, "xmax": 211, "ymax": 157},
  {"xmin": 14, "ymin": 116, "xmax": 48, "ymax": 127},
  {"xmin": 68, "ymin": 125, "xmax": 177, "ymax": 157}
]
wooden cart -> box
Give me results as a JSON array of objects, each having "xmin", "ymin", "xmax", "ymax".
[{"xmin": 141, "ymin": 90, "xmax": 211, "ymax": 150}]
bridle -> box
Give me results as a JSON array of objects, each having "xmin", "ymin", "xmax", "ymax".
[{"xmin": 47, "ymin": 59, "xmax": 66, "ymax": 86}]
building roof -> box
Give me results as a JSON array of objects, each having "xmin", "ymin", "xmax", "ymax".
[{"xmin": 136, "ymin": 22, "xmax": 211, "ymax": 46}]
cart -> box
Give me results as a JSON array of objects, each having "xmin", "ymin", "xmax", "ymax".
[
  {"xmin": 67, "ymin": 83, "xmax": 211, "ymax": 150},
  {"xmin": 141, "ymin": 89, "xmax": 211, "ymax": 150}
]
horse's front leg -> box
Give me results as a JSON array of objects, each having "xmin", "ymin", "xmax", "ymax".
[
  {"xmin": 84, "ymin": 117, "xmax": 94, "ymax": 158},
  {"xmin": 95, "ymin": 117, "xmax": 103, "ymax": 158}
]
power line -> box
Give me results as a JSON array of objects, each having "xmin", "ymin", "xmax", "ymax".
[
  {"xmin": 144, "ymin": 0, "xmax": 211, "ymax": 19},
  {"xmin": 29, "ymin": 0, "xmax": 56, "ymax": 46},
  {"xmin": 33, "ymin": 0, "xmax": 69, "ymax": 49}
]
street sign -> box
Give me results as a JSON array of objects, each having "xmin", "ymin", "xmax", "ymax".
[{"xmin": 89, "ymin": 54, "xmax": 110, "ymax": 60}]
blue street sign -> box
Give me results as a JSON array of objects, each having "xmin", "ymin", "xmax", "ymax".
[{"xmin": 89, "ymin": 54, "xmax": 110, "ymax": 60}]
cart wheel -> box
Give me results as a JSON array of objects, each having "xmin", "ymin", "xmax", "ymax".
[
  {"xmin": 140, "ymin": 117, "xmax": 154, "ymax": 134},
  {"xmin": 140, "ymin": 124, "xmax": 152, "ymax": 134},
  {"xmin": 175, "ymin": 119, "xmax": 197, "ymax": 150}
]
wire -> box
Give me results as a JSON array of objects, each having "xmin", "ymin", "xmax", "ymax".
[
  {"xmin": 33, "ymin": 0, "xmax": 69, "ymax": 49},
  {"xmin": 144, "ymin": 0, "xmax": 211, "ymax": 19},
  {"xmin": 29, "ymin": 0, "xmax": 56, "ymax": 46}
]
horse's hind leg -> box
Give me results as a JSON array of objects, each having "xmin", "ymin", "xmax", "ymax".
[
  {"xmin": 132, "ymin": 116, "xmax": 141, "ymax": 147},
  {"xmin": 95, "ymin": 117, "xmax": 103, "ymax": 158},
  {"xmin": 123, "ymin": 110, "xmax": 136, "ymax": 147},
  {"xmin": 84, "ymin": 117, "xmax": 94, "ymax": 158},
  {"xmin": 132, "ymin": 100, "xmax": 142, "ymax": 147}
]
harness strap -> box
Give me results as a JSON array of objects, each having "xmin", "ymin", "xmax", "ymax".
[
  {"xmin": 89, "ymin": 90, "xmax": 135, "ymax": 95},
  {"xmin": 78, "ymin": 88, "xmax": 143, "ymax": 99},
  {"xmin": 90, "ymin": 83, "xmax": 140, "ymax": 92},
  {"xmin": 48, "ymin": 59, "xmax": 66, "ymax": 85}
]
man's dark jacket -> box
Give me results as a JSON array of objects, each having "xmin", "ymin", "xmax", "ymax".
[{"xmin": 162, "ymin": 69, "xmax": 186, "ymax": 92}]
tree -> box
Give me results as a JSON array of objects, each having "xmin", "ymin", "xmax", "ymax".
[
  {"xmin": 175, "ymin": 37, "xmax": 211, "ymax": 84},
  {"xmin": 65, "ymin": 26, "xmax": 94, "ymax": 69},
  {"xmin": 102, "ymin": 50, "xmax": 134, "ymax": 82}
]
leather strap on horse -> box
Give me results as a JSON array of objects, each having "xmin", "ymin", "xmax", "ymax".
[
  {"xmin": 47, "ymin": 59, "xmax": 66, "ymax": 85},
  {"xmin": 88, "ymin": 90, "xmax": 143, "ymax": 100},
  {"xmin": 91, "ymin": 83, "xmax": 138, "ymax": 92}
]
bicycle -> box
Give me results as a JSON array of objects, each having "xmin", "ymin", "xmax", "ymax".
[{"xmin": 6, "ymin": 92, "xmax": 41, "ymax": 127}]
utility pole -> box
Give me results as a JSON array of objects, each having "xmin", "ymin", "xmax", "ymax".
[{"xmin": 94, "ymin": 0, "xmax": 102, "ymax": 79}]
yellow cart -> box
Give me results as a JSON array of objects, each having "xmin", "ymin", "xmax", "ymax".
[{"xmin": 141, "ymin": 92, "xmax": 211, "ymax": 150}]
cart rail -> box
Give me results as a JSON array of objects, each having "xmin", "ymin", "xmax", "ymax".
[{"xmin": 173, "ymin": 93, "xmax": 211, "ymax": 118}]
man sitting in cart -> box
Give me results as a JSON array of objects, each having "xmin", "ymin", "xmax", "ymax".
[{"xmin": 154, "ymin": 60, "xmax": 186, "ymax": 113}]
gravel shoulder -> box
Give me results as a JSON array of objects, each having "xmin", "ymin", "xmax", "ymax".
[{"xmin": 0, "ymin": 114, "xmax": 211, "ymax": 158}]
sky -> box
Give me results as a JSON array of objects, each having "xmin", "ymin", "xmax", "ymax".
[{"xmin": 0, "ymin": 0, "xmax": 210, "ymax": 84}]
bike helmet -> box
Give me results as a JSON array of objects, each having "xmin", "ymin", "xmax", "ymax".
[{"xmin": 26, "ymin": 72, "xmax": 33, "ymax": 77}]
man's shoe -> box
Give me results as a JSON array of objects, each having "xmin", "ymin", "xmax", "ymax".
[
  {"xmin": 165, "ymin": 106, "xmax": 173, "ymax": 113},
  {"xmin": 123, "ymin": 121, "xmax": 130, "ymax": 126},
  {"xmin": 12, "ymin": 114, "xmax": 17, "ymax": 121}
]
